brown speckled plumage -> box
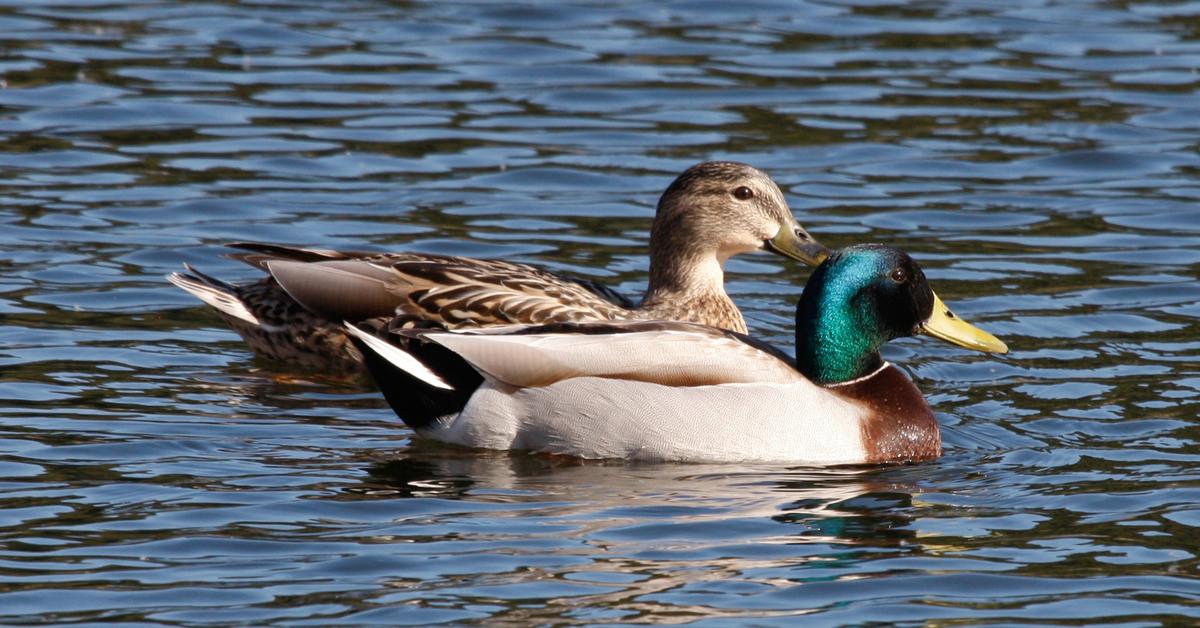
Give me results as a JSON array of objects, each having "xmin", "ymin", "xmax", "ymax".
[
  {"xmin": 169, "ymin": 161, "xmax": 818, "ymax": 373},
  {"xmin": 168, "ymin": 269, "xmax": 369, "ymax": 371},
  {"xmin": 637, "ymin": 288, "xmax": 746, "ymax": 334}
]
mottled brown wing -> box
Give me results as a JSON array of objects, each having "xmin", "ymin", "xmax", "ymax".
[
  {"xmin": 384, "ymin": 256, "xmax": 632, "ymax": 328},
  {"xmin": 227, "ymin": 243, "xmax": 636, "ymax": 322}
]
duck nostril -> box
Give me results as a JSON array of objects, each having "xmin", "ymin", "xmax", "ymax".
[{"xmin": 795, "ymin": 228, "xmax": 811, "ymax": 241}]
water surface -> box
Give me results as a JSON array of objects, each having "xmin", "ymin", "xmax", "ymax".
[{"xmin": 2, "ymin": 0, "xmax": 1199, "ymax": 624}]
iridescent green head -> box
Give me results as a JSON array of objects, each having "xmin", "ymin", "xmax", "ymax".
[{"xmin": 795, "ymin": 244, "xmax": 1007, "ymax": 385}]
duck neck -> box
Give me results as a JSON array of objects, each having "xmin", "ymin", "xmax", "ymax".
[
  {"xmin": 643, "ymin": 249, "xmax": 726, "ymax": 303},
  {"xmin": 640, "ymin": 246, "xmax": 747, "ymax": 333},
  {"xmin": 642, "ymin": 202, "xmax": 731, "ymax": 303},
  {"xmin": 793, "ymin": 269, "xmax": 888, "ymax": 386}
]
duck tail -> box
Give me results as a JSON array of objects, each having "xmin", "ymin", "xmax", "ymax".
[
  {"xmin": 167, "ymin": 265, "xmax": 261, "ymax": 326},
  {"xmin": 344, "ymin": 323, "xmax": 482, "ymax": 430}
]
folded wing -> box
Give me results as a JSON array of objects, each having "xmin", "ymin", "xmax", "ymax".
[
  {"xmin": 423, "ymin": 321, "xmax": 805, "ymax": 388},
  {"xmin": 228, "ymin": 242, "xmax": 633, "ymax": 328}
]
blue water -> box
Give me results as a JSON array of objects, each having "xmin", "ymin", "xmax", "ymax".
[{"xmin": 2, "ymin": 0, "xmax": 1199, "ymax": 624}]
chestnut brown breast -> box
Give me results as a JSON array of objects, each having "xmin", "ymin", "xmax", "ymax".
[{"xmin": 831, "ymin": 364, "xmax": 941, "ymax": 463}]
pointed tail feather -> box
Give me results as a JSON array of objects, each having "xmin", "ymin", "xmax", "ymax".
[
  {"xmin": 167, "ymin": 267, "xmax": 261, "ymax": 326},
  {"xmin": 345, "ymin": 323, "xmax": 481, "ymax": 430}
]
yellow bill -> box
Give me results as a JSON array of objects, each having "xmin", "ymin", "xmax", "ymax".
[
  {"xmin": 764, "ymin": 221, "xmax": 830, "ymax": 267},
  {"xmin": 919, "ymin": 292, "xmax": 1008, "ymax": 354}
]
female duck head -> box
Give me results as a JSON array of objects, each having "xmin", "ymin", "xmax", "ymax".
[
  {"xmin": 648, "ymin": 162, "xmax": 828, "ymax": 290},
  {"xmin": 795, "ymin": 244, "xmax": 1007, "ymax": 386}
]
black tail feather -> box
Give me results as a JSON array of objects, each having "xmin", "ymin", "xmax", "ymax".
[{"xmin": 348, "ymin": 326, "xmax": 482, "ymax": 430}]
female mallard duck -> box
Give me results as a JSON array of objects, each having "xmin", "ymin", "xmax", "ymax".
[
  {"xmin": 345, "ymin": 244, "xmax": 1008, "ymax": 464},
  {"xmin": 169, "ymin": 162, "xmax": 827, "ymax": 372}
]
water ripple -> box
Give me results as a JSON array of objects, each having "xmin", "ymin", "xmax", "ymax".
[{"xmin": 1, "ymin": 0, "xmax": 1198, "ymax": 624}]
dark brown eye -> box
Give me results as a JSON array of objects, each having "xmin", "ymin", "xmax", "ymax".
[
  {"xmin": 732, "ymin": 186, "xmax": 754, "ymax": 201},
  {"xmin": 890, "ymin": 268, "xmax": 908, "ymax": 283}
]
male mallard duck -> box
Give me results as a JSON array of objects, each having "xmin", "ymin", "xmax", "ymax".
[
  {"xmin": 169, "ymin": 162, "xmax": 828, "ymax": 372},
  {"xmin": 345, "ymin": 244, "xmax": 1008, "ymax": 465}
]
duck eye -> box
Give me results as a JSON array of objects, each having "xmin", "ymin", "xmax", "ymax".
[
  {"xmin": 732, "ymin": 186, "xmax": 754, "ymax": 201},
  {"xmin": 890, "ymin": 268, "xmax": 908, "ymax": 283}
]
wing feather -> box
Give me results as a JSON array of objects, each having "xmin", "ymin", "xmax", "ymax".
[
  {"xmin": 388, "ymin": 257, "xmax": 631, "ymax": 326},
  {"xmin": 252, "ymin": 250, "xmax": 632, "ymax": 328},
  {"xmin": 266, "ymin": 260, "xmax": 403, "ymax": 320},
  {"xmin": 426, "ymin": 327, "xmax": 803, "ymax": 388}
]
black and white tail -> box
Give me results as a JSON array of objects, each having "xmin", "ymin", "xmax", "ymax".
[
  {"xmin": 344, "ymin": 324, "xmax": 482, "ymax": 430},
  {"xmin": 167, "ymin": 264, "xmax": 260, "ymax": 326}
]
